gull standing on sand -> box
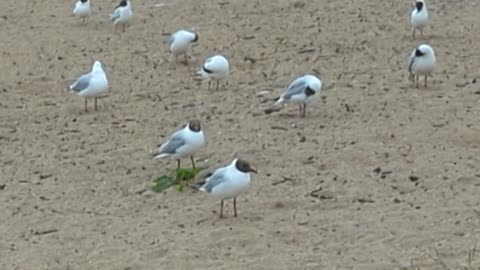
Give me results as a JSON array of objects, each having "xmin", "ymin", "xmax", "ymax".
[
  {"xmin": 275, "ymin": 74, "xmax": 323, "ymax": 117},
  {"xmin": 73, "ymin": 0, "xmax": 91, "ymax": 24},
  {"xmin": 200, "ymin": 55, "xmax": 230, "ymax": 90},
  {"xmin": 151, "ymin": 120, "xmax": 205, "ymax": 170},
  {"xmin": 194, "ymin": 158, "xmax": 257, "ymax": 218},
  {"xmin": 169, "ymin": 30, "xmax": 199, "ymax": 64},
  {"xmin": 408, "ymin": 44, "xmax": 436, "ymax": 87},
  {"xmin": 110, "ymin": 0, "xmax": 133, "ymax": 32},
  {"xmin": 68, "ymin": 61, "xmax": 109, "ymax": 112},
  {"xmin": 410, "ymin": 0, "xmax": 429, "ymax": 40}
]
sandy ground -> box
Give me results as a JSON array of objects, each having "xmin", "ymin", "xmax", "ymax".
[{"xmin": 2, "ymin": 0, "xmax": 480, "ymax": 269}]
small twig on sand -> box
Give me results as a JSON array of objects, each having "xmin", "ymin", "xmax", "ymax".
[
  {"xmin": 270, "ymin": 126, "xmax": 288, "ymax": 131},
  {"xmin": 307, "ymin": 187, "xmax": 323, "ymax": 198},
  {"xmin": 272, "ymin": 176, "xmax": 294, "ymax": 186},
  {"xmin": 467, "ymin": 242, "xmax": 477, "ymax": 270},
  {"xmin": 473, "ymin": 208, "xmax": 480, "ymax": 218},
  {"xmin": 427, "ymin": 246, "xmax": 449, "ymax": 270},
  {"xmin": 345, "ymin": 103, "xmax": 351, "ymax": 112},
  {"xmin": 298, "ymin": 48, "xmax": 315, "ymax": 54},
  {"xmin": 33, "ymin": 229, "xmax": 58, "ymax": 236},
  {"xmin": 268, "ymin": 48, "xmax": 278, "ymax": 77},
  {"xmin": 265, "ymin": 106, "xmax": 282, "ymax": 114}
]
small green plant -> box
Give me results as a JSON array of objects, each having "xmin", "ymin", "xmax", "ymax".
[{"xmin": 152, "ymin": 167, "xmax": 203, "ymax": 193}]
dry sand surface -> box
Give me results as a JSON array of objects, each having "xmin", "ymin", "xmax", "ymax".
[{"xmin": 2, "ymin": 0, "xmax": 480, "ymax": 269}]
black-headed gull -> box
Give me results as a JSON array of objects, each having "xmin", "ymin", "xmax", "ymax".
[
  {"xmin": 408, "ymin": 44, "xmax": 436, "ymax": 87},
  {"xmin": 169, "ymin": 30, "xmax": 198, "ymax": 64},
  {"xmin": 152, "ymin": 120, "xmax": 205, "ymax": 170},
  {"xmin": 275, "ymin": 74, "xmax": 323, "ymax": 117},
  {"xmin": 73, "ymin": 0, "xmax": 91, "ymax": 24},
  {"xmin": 200, "ymin": 55, "xmax": 230, "ymax": 90},
  {"xmin": 194, "ymin": 158, "xmax": 257, "ymax": 218},
  {"xmin": 68, "ymin": 61, "xmax": 109, "ymax": 112},
  {"xmin": 110, "ymin": 0, "xmax": 133, "ymax": 33},
  {"xmin": 410, "ymin": 0, "xmax": 429, "ymax": 40}
]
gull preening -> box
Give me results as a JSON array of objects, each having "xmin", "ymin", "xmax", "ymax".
[
  {"xmin": 194, "ymin": 158, "xmax": 257, "ymax": 218},
  {"xmin": 151, "ymin": 120, "xmax": 205, "ymax": 170},
  {"xmin": 73, "ymin": 0, "xmax": 91, "ymax": 24},
  {"xmin": 408, "ymin": 44, "xmax": 436, "ymax": 87},
  {"xmin": 110, "ymin": 0, "xmax": 133, "ymax": 32},
  {"xmin": 200, "ymin": 55, "xmax": 230, "ymax": 90},
  {"xmin": 169, "ymin": 30, "xmax": 199, "ymax": 64},
  {"xmin": 275, "ymin": 74, "xmax": 323, "ymax": 117},
  {"xmin": 68, "ymin": 60, "xmax": 109, "ymax": 112},
  {"xmin": 410, "ymin": 0, "xmax": 429, "ymax": 40}
]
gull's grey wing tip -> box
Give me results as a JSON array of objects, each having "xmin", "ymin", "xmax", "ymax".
[
  {"xmin": 69, "ymin": 74, "xmax": 91, "ymax": 93},
  {"xmin": 282, "ymin": 79, "xmax": 308, "ymax": 100},
  {"xmin": 200, "ymin": 171, "xmax": 226, "ymax": 193},
  {"xmin": 158, "ymin": 136, "xmax": 186, "ymax": 155}
]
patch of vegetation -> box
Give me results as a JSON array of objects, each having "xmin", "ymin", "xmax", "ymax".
[{"xmin": 152, "ymin": 167, "xmax": 203, "ymax": 193}]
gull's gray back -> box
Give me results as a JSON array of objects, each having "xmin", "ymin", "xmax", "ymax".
[
  {"xmin": 159, "ymin": 136, "xmax": 186, "ymax": 154},
  {"xmin": 71, "ymin": 74, "xmax": 91, "ymax": 92},
  {"xmin": 202, "ymin": 170, "xmax": 227, "ymax": 193},
  {"xmin": 283, "ymin": 79, "xmax": 307, "ymax": 99}
]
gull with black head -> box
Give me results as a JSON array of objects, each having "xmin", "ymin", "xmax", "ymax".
[
  {"xmin": 73, "ymin": 0, "xmax": 91, "ymax": 24},
  {"xmin": 410, "ymin": 0, "xmax": 429, "ymax": 40},
  {"xmin": 110, "ymin": 0, "xmax": 133, "ymax": 33},
  {"xmin": 151, "ymin": 120, "xmax": 205, "ymax": 170},
  {"xmin": 408, "ymin": 44, "xmax": 436, "ymax": 87},
  {"xmin": 193, "ymin": 158, "xmax": 258, "ymax": 218}
]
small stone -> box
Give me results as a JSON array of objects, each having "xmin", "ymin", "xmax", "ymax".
[{"xmin": 409, "ymin": 175, "xmax": 419, "ymax": 182}]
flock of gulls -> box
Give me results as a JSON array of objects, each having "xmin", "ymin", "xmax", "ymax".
[{"xmin": 69, "ymin": 0, "xmax": 436, "ymax": 218}]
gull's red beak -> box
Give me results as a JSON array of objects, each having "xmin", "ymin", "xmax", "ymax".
[{"xmin": 249, "ymin": 166, "xmax": 258, "ymax": 174}]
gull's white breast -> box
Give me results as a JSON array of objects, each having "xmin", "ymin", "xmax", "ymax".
[
  {"xmin": 411, "ymin": 8, "xmax": 428, "ymax": 28},
  {"xmin": 74, "ymin": 2, "xmax": 90, "ymax": 17}
]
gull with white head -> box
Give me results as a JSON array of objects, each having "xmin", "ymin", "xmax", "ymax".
[
  {"xmin": 193, "ymin": 158, "xmax": 258, "ymax": 218},
  {"xmin": 200, "ymin": 55, "xmax": 230, "ymax": 90},
  {"xmin": 169, "ymin": 30, "xmax": 199, "ymax": 64},
  {"xmin": 151, "ymin": 120, "xmax": 205, "ymax": 170},
  {"xmin": 68, "ymin": 60, "xmax": 109, "ymax": 112},
  {"xmin": 408, "ymin": 44, "xmax": 436, "ymax": 87},
  {"xmin": 73, "ymin": 0, "xmax": 91, "ymax": 24},
  {"xmin": 110, "ymin": 0, "xmax": 133, "ymax": 33},
  {"xmin": 410, "ymin": 0, "xmax": 429, "ymax": 40},
  {"xmin": 274, "ymin": 74, "xmax": 323, "ymax": 117}
]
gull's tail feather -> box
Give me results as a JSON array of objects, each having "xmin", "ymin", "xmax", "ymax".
[
  {"xmin": 190, "ymin": 181, "xmax": 206, "ymax": 191},
  {"xmin": 68, "ymin": 83, "xmax": 77, "ymax": 92},
  {"xmin": 275, "ymin": 96, "xmax": 284, "ymax": 105},
  {"xmin": 151, "ymin": 151, "xmax": 170, "ymax": 160}
]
